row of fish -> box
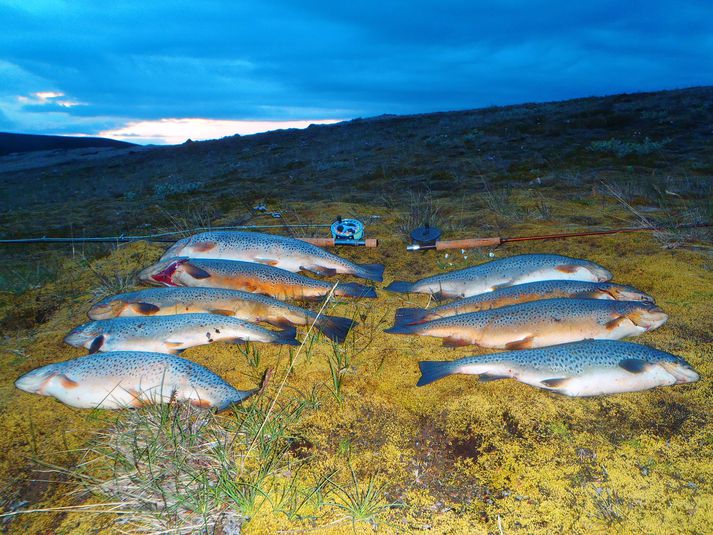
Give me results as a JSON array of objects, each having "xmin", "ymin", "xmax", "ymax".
[
  {"xmin": 383, "ymin": 253, "xmax": 699, "ymax": 396},
  {"xmin": 14, "ymin": 235, "xmax": 700, "ymax": 408},
  {"xmin": 17, "ymin": 231, "xmax": 385, "ymax": 409}
]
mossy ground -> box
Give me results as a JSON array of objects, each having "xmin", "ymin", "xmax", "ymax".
[{"xmin": 0, "ymin": 189, "xmax": 710, "ymax": 534}]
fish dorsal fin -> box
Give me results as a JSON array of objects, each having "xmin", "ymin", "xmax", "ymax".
[
  {"xmin": 505, "ymin": 335, "xmax": 535, "ymax": 350},
  {"xmin": 255, "ymin": 257, "xmax": 280, "ymax": 266},
  {"xmin": 555, "ymin": 264, "xmax": 579, "ymax": 274},
  {"xmin": 479, "ymin": 373, "xmax": 508, "ymax": 383},
  {"xmin": 131, "ymin": 302, "xmax": 161, "ymax": 315},
  {"xmin": 442, "ymin": 336, "xmax": 472, "ymax": 347},
  {"xmin": 541, "ymin": 377, "xmax": 570, "ymax": 388},
  {"xmin": 88, "ymin": 335, "xmax": 105, "ymax": 354},
  {"xmin": 182, "ymin": 262, "xmax": 211, "ymax": 279},
  {"xmin": 301, "ymin": 264, "xmax": 338, "ymax": 277},
  {"xmin": 192, "ymin": 241, "xmax": 217, "ymax": 252},
  {"xmin": 619, "ymin": 358, "xmax": 650, "ymax": 374}
]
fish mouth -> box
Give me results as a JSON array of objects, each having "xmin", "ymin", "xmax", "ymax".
[
  {"xmin": 159, "ymin": 237, "xmax": 190, "ymax": 262},
  {"xmin": 629, "ymin": 305, "xmax": 668, "ymax": 330},
  {"xmin": 602, "ymin": 285, "xmax": 655, "ymax": 303},
  {"xmin": 660, "ymin": 361, "xmax": 700, "ymax": 384},
  {"xmin": 139, "ymin": 258, "xmax": 186, "ymax": 286},
  {"xmin": 88, "ymin": 299, "xmax": 126, "ymax": 320},
  {"xmin": 15, "ymin": 367, "xmax": 56, "ymax": 394},
  {"xmin": 64, "ymin": 326, "xmax": 98, "ymax": 347},
  {"xmin": 590, "ymin": 266, "xmax": 613, "ymax": 282}
]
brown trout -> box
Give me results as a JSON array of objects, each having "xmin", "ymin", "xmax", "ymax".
[
  {"xmin": 416, "ymin": 340, "xmax": 699, "ymax": 396},
  {"xmin": 161, "ymin": 230, "xmax": 384, "ymax": 281},
  {"xmin": 64, "ymin": 314, "xmax": 300, "ymax": 354},
  {"xmin": 138, "ymin": 257, "xmax": 377, "ymax": 300},
  {"xmin": 385, "ymin": 253, "xmax": 612, "ymax": 299},
  {"xmin": 384, "ymin": 298, "xmax": 667, "ymax": 348},
  {"xmin": 15, "ymin": 351, "xmax": 256, "ymax": 410},
  {"xmin": 394, "ymin": 280, "xmax": 654, "ymax": 325},
  {"xmin": 88, "ymin": 287, "xmax": 356, "ymax": 343}
]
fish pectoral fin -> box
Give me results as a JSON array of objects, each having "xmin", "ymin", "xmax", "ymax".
[
  {"xmin": 88, "ymin": 335, "xmax": 105, "ymax": 354},
  {"xmin": 131, "ymin": 302, "xmax": 161, "ymax": 315},
  {"xmin": 301, "ymin": 264, "xmax": 338, "ymax": 277},
  {"xmin": 442, "ymin": 336, "xmax": 472, "ymax": 347},
  {"xmin": 58, "ymin": 374, "xmax": 79, "ymax": 389},
  {"xmin": 619, "ymin": 358, "xmax": 652, "ymax": 374},
  {"xmin": 478, "ymin": 373, "xmax": 508, "ymax": 383},
  {"xmin": 192, "ymin": 240, "xmax": 217, "ymax": 252},
  {"xmin": 604, "ymin": 316, "xmax": 628, "ymax": 330},
  {"xmin": 505, "ymin": 335, "xmax": 535, "ymax": 350},
  {"xmin": 555, "ymin": 264, "xmax": 579, "ymax": 274},
  {"xmin": 490, "ymin": 280, "xmax": 514, "ymax": 291},
  {"xmin": 209, "ymin": 308, "xmax": 235, "ymax": 317},
  {"xmin": 431, "ymin": 290, "xmax": 456, "ymax": 302},
  {"xmin": 267, "ymin": 317, "xmax": 294, "ymax": 329},
  {"xmin": 164, "ymin": 341, "xmax": 184, "ymax": 354},
  {"xmin": 541, "ymin": 377, "xmax": 570, "ymax": 388},
  {"xmin": 224, "ymin": 337, "xmax": 248, "ymax": 344},
  {"xmin": 183, "ymin": 262, "xmax": 211, "ymax": 279},
  {"xmin": 126, "ymin": 388, "xmax": 146, "ymax": 408},
  {"xmin": 190, "ymin": 398, "xmax": 213, "ymax": 408},
  {"xmin": 255, "ymin": 257, "xmax": 280, "ymax": 266}
]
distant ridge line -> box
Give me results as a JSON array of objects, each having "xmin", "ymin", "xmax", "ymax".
[{"xmin": 0, "ymin": 132, "xmax": 136, "ymax": 157}]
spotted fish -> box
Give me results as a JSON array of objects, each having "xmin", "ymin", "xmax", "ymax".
[
  {"xmin": 160, "ymin": 230, "xmax": 385, "ymax": 281},
  {"xmin": 384, "ymin": 298, "xmax": 667, "ymax": 348},
  {"xmin": 64, "ymin": 314, "xmax": 300, "ymax": 354},
  {"xmin": 88, "ymin": 287, "xmax": 356, "ymax": 343},
  {"xmin": 416, "ymin": 340, "xmax": 699, "ymax": 396},
  {"xmin": 138, "ymin": 258, "xmax": 377, "ymax": 300},
  {"xmin": 394, "ymin": 280, "xmax": 654, "ymax": 325},
  {"xmin": 385, "ymin": 254, "xmax": 612, "ymax": 299},
  {"xmin": 15, "ymin": 351, "xmax": 256, "ymax": 409}
]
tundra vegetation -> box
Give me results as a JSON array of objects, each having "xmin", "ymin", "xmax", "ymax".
[{"xmin": 0, "ymin": 87, "xmax": 711, "ymax": 533}]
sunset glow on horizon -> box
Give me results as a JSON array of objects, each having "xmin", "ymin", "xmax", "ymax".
[{"xmin": 97, "ymin": 117, "xmax": 345, "ymax": 145}]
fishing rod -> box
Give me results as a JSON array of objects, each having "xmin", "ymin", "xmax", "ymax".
[
  {"xmin": 406, "ymin": 223, "xmax": 712, "ymax": 251},
  {"xmin": 0, "ymin": 218, "xmax": 380, "ymax": 247}
]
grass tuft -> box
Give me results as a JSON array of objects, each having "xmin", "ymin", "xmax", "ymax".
[{"xmin": 326, "ymin": 463, "xmax": 402, "ymax": 530}]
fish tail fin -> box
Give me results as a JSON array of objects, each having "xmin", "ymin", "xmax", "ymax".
[
  {"xmin": 394, "ymin": 307, "xmax": 430, "ymax": 325},
  {"xmin": 335, "ymin": 282, "xmax": 377, "ymax": 299},
  {"xmin": 383, "ymin": 323, "xmax": 419, "ymax": 336},
  {"xmin": 355, "ymin": 263, "xmax": 385, "ymax": 282},
  {"xmin": 384, "ymin": 281, "xmax": 413, "ymax": 294},
  {"xmin": 417, "ymin": 360, "xmax": 458, "ymax": 386},
  {"xmin": 316, "ymin": 315, "xmax": 357, "ymax": 343},
  {"xmin": 276, "ymin": 325, "xmax": 300, "ymax": 346}
]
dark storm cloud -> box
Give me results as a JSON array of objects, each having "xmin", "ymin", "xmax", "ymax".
[{"xmin": 0, "ymin": 0, "xmax": 711, "ymax": 139}]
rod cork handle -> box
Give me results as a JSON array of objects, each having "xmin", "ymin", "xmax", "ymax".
[{"xmin": 435, "ymin": 237, "xmax": 502, "ymax": 250}]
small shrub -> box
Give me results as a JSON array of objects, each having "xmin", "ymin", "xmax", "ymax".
[
  {"xmin": 587, "ymin": 137, "xmax": 670, "ymax": 157},
  {"xmin": 152, "ymin": 181, "xmax": 202, "ymax": 199}
]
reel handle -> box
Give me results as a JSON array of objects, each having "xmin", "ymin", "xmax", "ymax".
[
  {"xmin": 435, "ymin": 237, "xmax": 502, "ymax": 250},
  {"xmin": 299, "ymin": 237, "xmax": 379, "ymax": 247}
]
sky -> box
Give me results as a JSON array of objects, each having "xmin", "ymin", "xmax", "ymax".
[{"xmin": 1, "ymin": 1, "xmax": 712, "ymax": 145}]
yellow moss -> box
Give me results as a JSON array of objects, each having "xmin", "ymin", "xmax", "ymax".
[{"xmin": 1, "ymin": 199, "xmax": 712, "ymax": 534}]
